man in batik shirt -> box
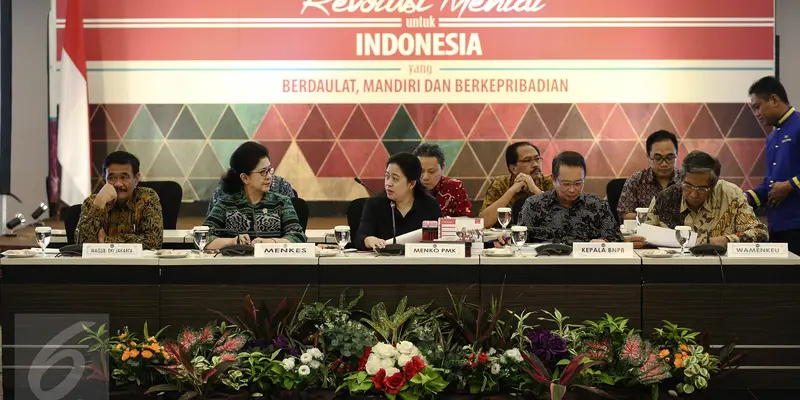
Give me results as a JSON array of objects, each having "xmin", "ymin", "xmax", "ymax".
[
  {"xmin": 514, "ymin": 151, "xmax": 625, "ymax": 244},
  {"xmin": 646, "ymin": 151, "xmax": 768, "ymax": 244},
  {"xmin": 76, "ymin": 151, "xmax": 164, "ymax": 250},
  {"xmin": 479, "ymin": 142, "xmax": 554, "ymax": 228},
  {"xmin": 413, "ymin": 143, "xmax": 473, "ymax": 217},
  {"xmin": 618, "ymin": 130, "xmax": 681, "ymax": 221}
]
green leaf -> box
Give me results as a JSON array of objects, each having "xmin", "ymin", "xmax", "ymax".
[
  {"xmin": 550, "ymin": 383, "xmax": 567, "ymax": 400},
  {"xmin": 144, "ymin": 384, "xmax": 179, "ymax": 394},
  {"xmin": 178, "ymin": 391, "xmax": 198, "ymax": 400},
  {"xmin": 143, "ymin": 321, "xmax": 149, "ymax": 339}
]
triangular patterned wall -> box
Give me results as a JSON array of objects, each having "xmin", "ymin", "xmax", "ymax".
[{"xmin": 88, "ymin": 102, "xmax": 769, "ymax": 202}]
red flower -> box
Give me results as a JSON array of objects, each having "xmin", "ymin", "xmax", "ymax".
[
  {"xmin": 383, "ymin": 371, "xmax": 406, "ymax": 395},
  {"xmin": 358, "ymin": 346, "xmax": 373, "ymax": 371},
  {"xmin": 478, "ymin": 352, "xmax": 489, "ymax": 364},
  {"xmin": 372, "ymin": 369, "xmax": 386, "ymax": 390},
  {"xmin": 403, "ymin": 355, "xmax": 426, "ymax": 379}
]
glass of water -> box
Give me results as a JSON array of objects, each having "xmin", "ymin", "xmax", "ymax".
[
  {"xmin": 34, "ymin": 226, "xmax": 52, "ymax": 256},
  {"xmin": 511, "ymin": 225, "xmax": 527, "ymax": 255},
  {"xmin": 334, "ymin": 225, "xmax": 351, "ymax": 255},
  {"xmin": 497, "ymin": 207, "xmax": 512, "ymax": 229},
  {"xmin": 675, "ymin": 226, "xmax": 691, "ymax": 257},
  {"xmin": 635, "ymin": 207, "xmax": 649, "ymax": 227},
  {"xmin": 193, "ymin": 226, "xmax": 210, "ymax": 255}
]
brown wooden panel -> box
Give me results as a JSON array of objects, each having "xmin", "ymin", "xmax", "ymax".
[
  {"xmin": 721, "ymin": 285, "xmax": 800, "ymax": 345},
  {"xmin": 643, "ymin": 284, "xmax": 726, "ymax": 341},
  {"xmin": 319, "ymin": 284, "xmax": 479, "ymax": 313},
  {"xmin": 482, "ymin": 285, "xmax": 641, "ymax": 329},
  {"xmin": 159, "ymin": 285, "xmax": 318, "ymax": 337}
]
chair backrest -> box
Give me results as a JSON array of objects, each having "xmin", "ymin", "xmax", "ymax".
[
  {"xmin": 290, "ymin": 197, "xmax": 309, "ymax": 231},
  {"xmin": 511, "ymin": 196, "xmax": 528, "ymax": 225},
  {"xmin": 605, "ymin": 178, "xmax": 627, "ymax": 226},
  {"xmin": 138, "ymin": 181, "xmax": 183, "ymax": 229},
  {"xmin": 347, "ymin": 197, "xmax": 369, "ymax": 233},
  {"xmin": 62, "ymin": 204, "xmax": 82, "ymax": 244}
]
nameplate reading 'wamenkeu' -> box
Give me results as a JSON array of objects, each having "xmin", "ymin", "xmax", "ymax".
[
  {"xmin": 254, "ymin": 243, "xmax": 316, "ymax": 258},
  {"xmin": 572, "ymin": 242, "xmax": 634, "ymax": 258},
  {"xmin": 83, "ymin": 243, "xmax": 143, "ymax": 258},
  {"xmin": 405, "ymin": 243, "xmax": 465, "ymax": 258},
  {"xmin": 727, "ymin": 243, "xmax": 789, "ymax": 258}
]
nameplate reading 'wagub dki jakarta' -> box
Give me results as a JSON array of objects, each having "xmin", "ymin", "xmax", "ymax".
[
  {"xmin": 83, "ymin": 243, "xmax": 143, "ymax": 258},
  {"xmin": 254, "ymin": 243, "xmax": 316, "ymax": 258},
  {"xmin": 405, "ymin": 243, "xmax": 466, "ymax": 258},
  {"xmin": 727, "ymin": 243, "xmax": 789, "ymax": 258},
  {"xmin": 572, "ymin": 242, "xmax": 634, "ymax": 258}
]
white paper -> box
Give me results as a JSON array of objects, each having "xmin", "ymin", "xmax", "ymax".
[
  {"xmin": 388, "ymin": 229, "xmax": 423, "ymax": 244},
  {"xmin": 636, "ymin": 224, "xmax": 697, "ymax": 248}
]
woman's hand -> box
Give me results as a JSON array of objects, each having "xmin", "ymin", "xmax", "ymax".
[
  {"xmin": 364, "ymin": 236, "xmax": 387, "ymax": 249},
  {"xmin": 234, "ymin": 234, "xmax": 251, "ymax": 245}
]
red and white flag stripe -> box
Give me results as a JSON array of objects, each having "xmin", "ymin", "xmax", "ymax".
[{"xmin": 56, "ymin": 0, "xmax": 91, "ymax": 206}]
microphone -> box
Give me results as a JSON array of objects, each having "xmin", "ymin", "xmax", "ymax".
[
  {"xmin": 689, "ymin": 228, "xmax": 727, "ymax": 256},
  {"xmin": 376, "ymin": 200, "xmax": 405, "ymax": 256},
  {"xmin": 354, "ymin": 177, "xmax": 378, "ymax": 196}
]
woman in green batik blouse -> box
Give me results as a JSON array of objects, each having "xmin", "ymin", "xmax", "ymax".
[{"xmin": 203, "ymin": 141, "xmax": 307, "ymax": 249}]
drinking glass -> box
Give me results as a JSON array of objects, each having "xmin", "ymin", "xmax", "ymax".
[
  {"xmin": 193, "ymin": 226, "xmax": 210, "ymax": 255},
  {"xmin": 635, "ymin": 207, "xmax": 649, "ymax": 227},
  {"xmin": 497, "ymin": 207, "xmax": 512, "ymax": 229},
  {"xmin": 34, "ymin": 226, "xmax": 52, "ymax": 256},
  {"xmin": 511, "ymin": 226, "xmax": 527, "ymax": 255},
  {"xmin": 675, "ymin": 226, "xmax": 691, "ymax": 257},
  {"xmin": 334, "ymin": 225, "xmax": 351, "ymax": 255}
]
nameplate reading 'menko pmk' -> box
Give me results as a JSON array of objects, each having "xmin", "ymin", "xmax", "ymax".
[
  {"xmin": 405, "ymin": 243, "xmax": 466, "ymax": 258},
  {"xmin": 572, "ymin": 242, "xmax": 634, "ymax": 258},
  {"xmin": 255, "ymin": 243, "xmax": 317, "ymax": 258}
]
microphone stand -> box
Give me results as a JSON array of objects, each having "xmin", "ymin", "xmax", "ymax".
[{"xmin": 354, "ymin": 177, "xmax": 378, "ymax": 196}]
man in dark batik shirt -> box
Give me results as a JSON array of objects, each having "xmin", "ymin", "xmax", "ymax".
[
  {"xmin": 414, "ymin": 143, "xmax": 473, "ymax": 217},
  {"xmin": 513, "ymin": 151, "xmax": 636, "ymax": 244},
  {"xmin": 617, "ymin": 130, "xmax": 681, "ymax": 221}
]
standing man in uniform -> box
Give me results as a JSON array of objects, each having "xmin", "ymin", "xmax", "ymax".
[{"xmin": 746, "ymin": 76, "xmax": 800, "ymax": 254}]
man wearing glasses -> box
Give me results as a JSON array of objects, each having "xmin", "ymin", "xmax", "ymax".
[
  {"xmin": 479, "ymin": 141, "xmax": 553, "ymax": 228},
  {"xmin": 646, "ymin": 151, "xmax": 767, "ymax": 244},
  {"xmin": 617, "ymin": 130, "xmax": 680, "ymax": 221},
  {"xmin": 513, "ymin": 151, "xmax": 624, "ymax": 243},
  {"xmin": 76, "ymin": 151, "xmax": 164, "ymax": 250}
]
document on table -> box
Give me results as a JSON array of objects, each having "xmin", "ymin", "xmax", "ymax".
[
  {"xmin": 636, "ymin": 224, "xmax": 698, "ymax": 248},
  {"xmin": 389, "ymin": 229, "xmax": 422, "ymax": 244}
]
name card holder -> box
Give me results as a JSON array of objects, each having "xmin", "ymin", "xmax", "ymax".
[
  {"xmin": 572, "ymin": 242, "xmax": 634, "ymax": 258},
  {"xmin": 406, "ymin": 243, "xmax": 465, "ymax": 258},
  {"xmin": 83, "ymin": 243, "xmax": 143, "ymax": 258},
  {"xmin": 727, "ymin": 243, "xmax": 789, "ymax": 258},
  {"xmin": 254, "ymin": 243, "xmax": 316, "ymax": 258}
]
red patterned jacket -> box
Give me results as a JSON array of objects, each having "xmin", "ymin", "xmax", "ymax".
[{"xmin": 432, "ymin": 176, "xmax": 473, "ymax": 217}]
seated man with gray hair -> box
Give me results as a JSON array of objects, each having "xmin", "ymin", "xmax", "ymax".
[{"xmin": 646, "ymin": 150, "xmax": 768, "ymax": 245}]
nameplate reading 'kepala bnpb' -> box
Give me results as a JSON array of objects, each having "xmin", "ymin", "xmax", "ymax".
[
  {"xmin": 254, "ymin": 243, "xmax": 316, "ymax": 258},
  {"xmin": 572, "ymin": 242, "xmax": 634, "ymax": 258},
  {"xmin": 405, "ymin": 243, "xmax": 465, "ymax": 258},
  {"xmin": 83, "ymin": 243, "xmax": 143, "ymax": 258},
  {"xmin": 727, "ymin": 243, "xmax": 789, "ymax": 258}
]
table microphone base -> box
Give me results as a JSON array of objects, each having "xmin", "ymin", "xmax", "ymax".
[{"xmin": 376, "ymin": 243, "xmax": 405, "ymax": 256}]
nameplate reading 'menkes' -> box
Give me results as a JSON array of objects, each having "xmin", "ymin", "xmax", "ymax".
[
  {"xmin": 405, "ymin": 243, "xmax": 465, "ymax": 258},
  {"xmin": 254, "ymin": 243, "xmax": 316, "ymax": 258},
  {"xmin": 727, "ymin": 243, "xmax": 788, "ymax": 258},
  {"xmin": 83, "ymin": 243, "xmax": 143, "ymax": 258},
  {"xmin": 572, "ymin": 242, "xmax": 634, "ymax": 258}
]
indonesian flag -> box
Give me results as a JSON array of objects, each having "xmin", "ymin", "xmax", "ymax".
[{"xmin": 57, "ymin": 0, "xmax": 90, "ymax": 206}]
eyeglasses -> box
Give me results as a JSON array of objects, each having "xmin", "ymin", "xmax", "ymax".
[
  {"xmin": 518, "ymin": 156, "xmax": 543, "ymax": 164},
  {"xmin": 252, "ymin": 167, "xmax": 275, "ymax": 178},
  {"xmin": 682, "ymin": 182, "xmax": 712, "ymax": 193},
  {"xmin": 649, "ymin": 154, "xmax": 676, "ymax": 164},
  {"xmin": 557, "ymin": 179, "xmax": 584, "ymax": 189},
  {"xmin": 106, "ymin": 174, "xmax": 132, "ymax": 183}
]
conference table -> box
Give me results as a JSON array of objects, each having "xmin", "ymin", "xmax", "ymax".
[
  {"xmin": 1, "ymin": 249, "xmax": 799, "ymax": 392},
  {"xmin": 42, "ymin": 228, "xmax": 338, "ymax": 246}
]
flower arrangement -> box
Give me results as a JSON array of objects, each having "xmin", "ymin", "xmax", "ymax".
[
  {"xmin": 340, "ymin": 341, "xmax": 448, "ymax": 399},
  {"xmin": 278, "ymin": 347, "xmax": 326, "ymax": 390}
]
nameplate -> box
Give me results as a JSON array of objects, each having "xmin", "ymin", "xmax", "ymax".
[
  {"xmin": 727, "ymin": 243, "xmax": 789, "ymax": 258},
  {"xmin": 572, "ymin": 242, "xmax": 634, "ymax": 258},
  {"xmin": 254, "ymin": 243, "xmax": 316, "ymax": 258},
  {"xmin": 83, "ymin": 243, "xmax": 143, "ymax": 258},
  {"xmin": 405, "ymin": 243, "xmax": 465, "ymax": 258}
]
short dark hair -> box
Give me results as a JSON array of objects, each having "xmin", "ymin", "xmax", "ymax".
[
  {"xmin": 749, "ymin": 76, "xmax": 789, "ymax": 103},
  {"xmin": 221, "ymin": 141, "xmax": 270, "ymax": 193},
  {"xmin": 551, "ymin": 151, "xmax": 586, "ymax": 179},
  {"xmin": 412, "ymin": 143, "xmax": 446, "ymax": 167},
  {"xmin": 680, "ymin": 150, "xmax": 719, "ymax": 187},
  {"xmin": 505, "ymin": 141, "xmax": 541, "ymax": 172},
  {"xmin": 645, "ymin": 130, "xmax": 678, "ymax": 154},
  {"xmin": 103, "ymin": 151, "xmax": 140, "ymax": 176},
  {"xmin": 386, "ymin": 152, "xmax": 427, "ymax": 198}
]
